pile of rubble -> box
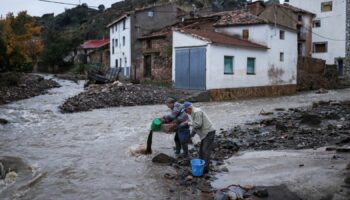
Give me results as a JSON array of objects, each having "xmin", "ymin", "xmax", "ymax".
[
  {"xmin": 0, "ymin": 73, "xmax": 60, "ymax": 105},
  {"xmin": 60, "ymin": 82, "xmax": 194, "ymax": 113},
  {"xmin": 226, "ymin": 100, "xmax": 350, "ymax": 151}
]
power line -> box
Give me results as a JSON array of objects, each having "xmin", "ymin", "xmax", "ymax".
[
  {"xmin": 277, "ymin": 4, "xmax": 345, "ymax": 42},
  {"xmin": 38, "ymin": 0, "xmax": 98, "ymax": 9}
]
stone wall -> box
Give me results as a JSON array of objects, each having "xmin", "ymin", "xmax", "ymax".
[
  {"xmin": 297, "ymin": 57, "xmax": 339, "ymax": 90},
  {"xmin": 209, "ymin": 84, "xmax": 297, "ymax": 101}
]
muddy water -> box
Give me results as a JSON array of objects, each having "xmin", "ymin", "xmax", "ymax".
[{"xmin": 1, "ymin": 75, "xmax": 350, "ymax": 199}]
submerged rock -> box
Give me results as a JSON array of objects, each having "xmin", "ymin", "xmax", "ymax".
[{"xmin": 0, "ymin": 118, "xmax": 9, "ymax": 125}]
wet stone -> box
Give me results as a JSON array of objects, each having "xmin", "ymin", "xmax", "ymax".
[
  {"xmin": 152, "ymin": 153, "xmax": 176, "ymax": 164},
  {"xmin": 253, "ymin": 188, "xmax": 269, "ymax": 197},
  {"xmin": 0, "ymin": 118, "xmax": 8, "ymax": 125}
]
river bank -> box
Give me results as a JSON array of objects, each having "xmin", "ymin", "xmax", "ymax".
[{"xmin": 0, "ymin": 73, "xmax": 60, "ymax": 105}]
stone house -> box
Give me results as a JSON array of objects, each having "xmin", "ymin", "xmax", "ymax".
[{"xmin": 137, "ymin": 16, "xmax": 219, "ymax": 82}]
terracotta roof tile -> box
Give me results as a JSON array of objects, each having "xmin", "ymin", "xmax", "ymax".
[
  {"xmin": 81, "ymin": 39, "xmax": 110, "ymax": 49},
  {"xmin": 214, "ymin": 10, "xmax": 268, "ymax": 27},
  {"xmin": 180, "ymin": 29, "xmax": 268, "ymax": 49}
]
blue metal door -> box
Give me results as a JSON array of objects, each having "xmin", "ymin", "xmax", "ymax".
[
  {"xmin": 175, "ymin": 47, "xmax": 206, "ymax": 90},
  {"xmin": 175, "ymin": 49, "xmax": 190, "ymax": 89}
]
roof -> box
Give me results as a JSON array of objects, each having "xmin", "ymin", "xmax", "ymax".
[
  {"xmin": 279, "ymin": 3, "xmax": 315, "ymax": 16},
  {"xmin": 81, "ymin": 39, "xmax": 110, "ymax": 49},
  {"xmin": 214, "ymin": 10, "xmax": 268, "ymax": 27},
  {"xmin": 178, "ymin": 29, "xmax": 268, "ymax": 50},
  {"xmin": 106, "ymin": 14, "xmax": 129, "ymax": 28}
]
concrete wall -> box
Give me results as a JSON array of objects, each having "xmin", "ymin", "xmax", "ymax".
[
  {"xmin": 109, "ymin": 16, "xmax": 131, "ymax": 78},
  {"xmin": 288, "ymin": 0, "xmax": 346, "ymax": 64}
]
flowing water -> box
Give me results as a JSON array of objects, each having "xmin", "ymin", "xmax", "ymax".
[{"xmin": 1, "ymin": 76, "xmax": 350, "ymax": 199}]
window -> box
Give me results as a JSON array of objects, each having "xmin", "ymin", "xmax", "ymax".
[
  {"xmin": 298, "ymin": 15, "xmax": 302, "ymax": 22},
  {"xmin": 115, "ymin": 25, "xmax": 117, "ymax": 32},
  {"xmin": 313, "ymin": 20, "xmax": 321, "ymax": 28},
  {"xmin": 115, "ymin": 59, "xmax": 118, "ymax": 68},
  {"xmin": 280, "ymin": 30, "xmax": 285, "ymax": 40},
  {"xmin": 313, "ymin": 42, "xmax": 328, "ymax": 53},
  {"xmin": 321, "ymin": 1, "xmax": 332, "ymax": 12},
  {"xmin": 146, "ymin": 40, "xmax": 151, "ymax": 49},
  {"xmin": 123, "ymin": 36, "xmax": 126, "ymax": 46},
  {"xmin": 242, "ymin": 29, "xmax": 249, "ymax": 40},
  {"xmin": 284, "ymin": 0, "xmax": 289, "ymax": 2},
  {"xmin": 123, "ymin": 19, "xmax": 126, "ymax": 30},
  {"xmin": 112, "ymin": 39, "xmax": 115, "ymax": 54},
  {"xmin": 224, "ymin": 56, "xmax": 234, "ymax": 74},
  {"xmin": 247, "ymin": 57, "xmax": 256, "ymax": 75},
  {"xmin": 280, "ymin": 52, "xmax": 284, "ymax": 62},
  {"xmin": 120, "ymin": 58, "xmax": 122, "ymax": 67},
  {"xmin": 125, "ymin": 57, "xmax": 127, "ymax": 66},
  {"xmin": 112, "ymin": 27, "xmax": 114, "ymax": 33},
  {"xmin": 115, "ymin": 39, "xmax": 118, "ymax": 47}
]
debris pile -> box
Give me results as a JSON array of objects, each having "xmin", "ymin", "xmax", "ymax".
[
  {"xmin": 0, "ymin": 73, "xmax": 60, "ymax": 105},
  {"xmin": 60, "ymin": 82, "xmax": 194, "ymax": 113},
  {"xmin": 227, "ymin": 100, "xmax": 350, "ymax": 151}
]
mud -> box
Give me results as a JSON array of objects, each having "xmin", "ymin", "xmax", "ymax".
[{"xmin": 0, "ymin": 73, "xmax": 60, "ymax": 105}]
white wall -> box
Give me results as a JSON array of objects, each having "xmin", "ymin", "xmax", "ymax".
[
  {"xmin": 109, "ymin": 16, "xmax": 131, "ymax": 77},
  {"xmin": 287, "ymin": 0, "xmax": 346, "ymax": 64},
  {"xmin": 216, "ymin": 25, "xmax": 298, "ymax": 87},
  {"xmin": 173, "ymin": 30, "xmax": 297, "ymax": 90}
]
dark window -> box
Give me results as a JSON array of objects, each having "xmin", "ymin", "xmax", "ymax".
[
  {"xmin": 146, "ymin": 40, "xmax": 151, "ymax": 49},
  {"xmin": 280, "ymin": 30, "xmax": 285, "ymax": 40},
  {"xmin": 247, "ymin": 57, "xmax": 256, "ymax": 75},
  {"xmin": 313, "ymin": 42, "xmax": 328, "ymax": 53},
  {"xmin": 120, "ymin": 58, "xmax": 122, "ymax": 67},
  {"xmin": 115, "ymin": 25, "xmax": 117, "ymax": 32},
  {"xmin": 298, "ymin": 15, "xmax": 302, "ymax": 21},
  {"xmin": 123, "ymin": 36, "xmax": 125, "ymax": 46},
  {"xmin": 112, "ymin": 39, "xmax": 115, "ymax": 54},
  {"xmin": 224, "ymin": 56, "xmax": 234, "ymax": 74},
  {"xmin": 115, "ymin": 59, "xmax": 118, "ymax": 67},
  {"xmin": 115, "ymin": 39, "xmax": 118, "ymax": 47},
  {"xmin": 123, "ymin": 19, "xmax": 126, "ymax": 30},
  {"xmin": 280, "ymin": 52, "xmax": 284, "ymax": 62},
  {"xmin": 112, "ymin": 27, "xmax": 114, "ymax": 33},
  {"xmin": 242, "ymin": 29, "xmax": 249, "ymax": 40},
  {"xmin": 313, "ymin": 20, "xmax": 321, "ymax": 27},
  {"xmin": 321, "ymin": 1, "xmax": 332, "ymax": 12},
  {"xmin": 284, "ymin": 0, "xmax": 289, "ymax": 2}
]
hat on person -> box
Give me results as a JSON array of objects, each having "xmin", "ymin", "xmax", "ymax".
[
  {"xmin": 165, "ymin": 97, "xmax": 176, "ymax": 104},
  {"xmin": 183, "ymin": 101, "xmax": 192, "ymax": 109}
]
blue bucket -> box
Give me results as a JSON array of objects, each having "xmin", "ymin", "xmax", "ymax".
[{"xmin": 191, "ymin": 159, "xmax": 205, "ymax": 177}]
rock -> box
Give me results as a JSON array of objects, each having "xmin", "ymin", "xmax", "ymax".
[
  {"xmin": 300, "ymin": 113, "xmax": 322, "ymax": 126},
  {"xmin": 0, "ymin": 118, "xmax": 8, "ymax": 125},
  {"xmin": 185, "ymin": 175, "xmax": 193, "ymax": 181},
  {"xmin": 253, "ymin": 188, "xmax": 269, "ymax": 197},
  {"xmin": 220, "ymin": 166, "xmax": 229, "ymax": 172},
  {"xmin": 0, "ymin": 162, "xmax": 5, "ymax": 179},
  {"xmin": 4, "ymin": 171, "xmax": 17, "ymax": 184},
  {"xmin": 213, "ymin": 190, "xmax": 229, "ymax": 200},
  {"xmin": 152, "ymin": 153, "xmax": 176, "ymax": 164},
  {"xmin": 316, "ymin": 88, "xmax": 328, "ymax": 94},
  {"xmin": 276, "ymin": 122, "xmax": 288, "ymax": 132},
  {"xmin": 344, "ymin": 177, "xmax": 350, "ymax": 184},
  {"xmin": 275, "ymin": 108, "xmax": 286, "ymax": 111},
  {"xmin": 299, "ymin": 164, "xmax": 304, "ymax": 167}
]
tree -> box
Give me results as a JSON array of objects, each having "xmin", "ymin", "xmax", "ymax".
[
  {"xmin": 0, "ymin": 11, "xmax": 43, "ymax": 72},
  {"xmin": 98, "ymin": 4, "xmax": 105, "ymax": 12}
]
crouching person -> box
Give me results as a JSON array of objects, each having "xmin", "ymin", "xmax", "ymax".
[
  {"xmin": 183, "ymin": 102, "xmax": 215, "ymax": 173},
  {"xmin": 161, "ymin": 97, "xmax": 190, "ymax": 157}
]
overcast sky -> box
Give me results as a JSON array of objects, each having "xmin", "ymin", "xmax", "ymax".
[
  {"xmin": 0, "ymin": 0, "xmax": 121, "ymax": 17},
  {"xmin": 0, "ymin": 0, "xmax": 281, "ymax": 18}
]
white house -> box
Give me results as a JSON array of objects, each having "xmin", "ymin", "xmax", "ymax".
[
  {"xmin": 107, "ymin": 14, "xmax": 132, "ymax": 78},
  {"xmin": 172, "ymin": 11, "xmax": 298, "ymax": 99},
  {"xmin": 285, "ymin": 0, "xmax": 346, "ymax": 76}
]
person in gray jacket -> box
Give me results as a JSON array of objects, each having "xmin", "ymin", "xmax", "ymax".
[{"xmin": 183, "ymin": 101, "xmax": 215, "ymax": 173}]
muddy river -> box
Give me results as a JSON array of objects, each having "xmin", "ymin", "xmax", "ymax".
[{"xmin": 1, "ymin": 76, "xmax": 350, "ymax": 199}]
